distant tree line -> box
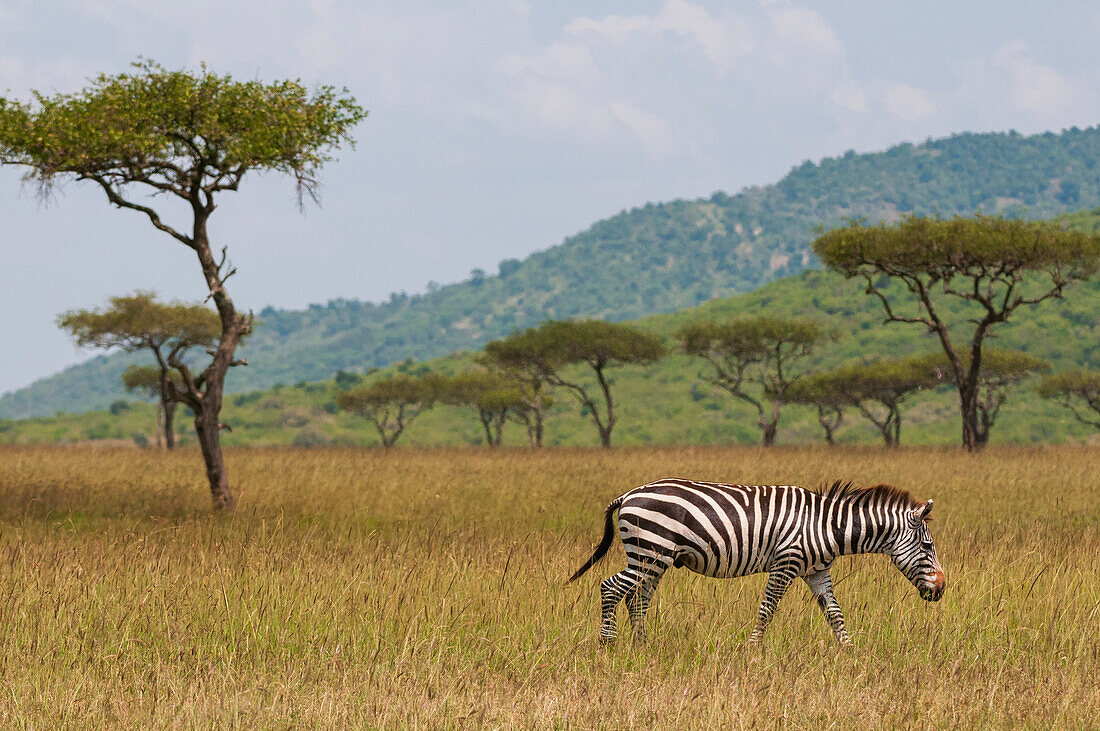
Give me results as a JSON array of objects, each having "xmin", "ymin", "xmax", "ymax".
[
  {"xmin": 328, "ymin": 215, "xmax": 1100, "ymax": 450},
  {"xmin": 57, "ymin": 216, "xmax": 1100, "ymax": 453}
]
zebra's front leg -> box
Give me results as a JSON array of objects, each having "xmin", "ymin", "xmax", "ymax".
[
  {"xmin": 803, "ymin": 570, "xmax": 852, "ymax": 646},
  {"xmin": 599, "ymin": 569, "xmax": 639, "ymax": 644},
  {"xmin": 748, "ymin": 568, "xmax": 795, "ymax": 644}
]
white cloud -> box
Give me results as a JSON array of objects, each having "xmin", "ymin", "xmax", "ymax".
[
  {"xmin": 769, "ymin": 6, "xmax": 842, "ymax": 55},
  {"xmin": 992, "ymin": 41, "xmax": 1074, "ymax": 119},
  {"xmin": 501, "ymin": 43, "xmax": 601, "ymax": 87},
  {"xmin": 566, "ymin": 0, "xmax": 753, "ymax": 73},
  {"xmin": 883, "ymin": 82, "xmax": 935, "ymax": 121},
  {"xmin": 830, "ymin": 82, "xmax": 867, "ymax": 114},
  {"xmin": 609, "ymin": 100, "xmax": 676, "ymax": 155}
]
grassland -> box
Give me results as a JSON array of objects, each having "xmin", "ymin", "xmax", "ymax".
[{"xmin": 0, "ymin": 445, "xmax": 1097, "ymax": 727}]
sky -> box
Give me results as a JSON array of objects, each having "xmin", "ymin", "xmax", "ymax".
[{"xmin": 2, "ymin": 0, "xmax": 1100, "ymax": 396}]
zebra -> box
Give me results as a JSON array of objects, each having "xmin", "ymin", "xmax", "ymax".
[{"xmin": 568, "ymin": 478, "xmax": 946, "ymax": 646}]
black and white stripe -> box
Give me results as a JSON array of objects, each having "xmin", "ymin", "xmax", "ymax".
[{"xmin": 569, "ymin": 478, "xmax": 946, "ymax": 646}]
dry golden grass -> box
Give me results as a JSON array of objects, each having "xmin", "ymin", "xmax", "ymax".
[{"xmin": 0, "ymin": 445, "xmax": 1097, "ymax": 728}]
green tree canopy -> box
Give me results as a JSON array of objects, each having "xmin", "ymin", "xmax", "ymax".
[
  {"xmin": 482, "ymin": 320, "xmax": 665, "ymax": 447},
  {"xmin": 813, "ymin": 214, "xmax": 1100, "ymax": 451},
  {"xmin": 677, "ymin": 316, "xmax": 832, "ymax": 446},
  {"xmin": 476, "ymin": 344, "xmax": 556, "ymax": 448},
  {"xmin": 788, "ymin": 356, "xmax": 940, "ymax": 447},
  {"xmin": 0, "ymin": 59, "xmax": 364, "ymax": 204},
  {"xmin": 1037, "ymin": 370, "xmax": 1100, "ymax": 430},
  {"xmin": 336, "ymin": 374, "xmax": 443, "ymax": 448},
  {"xmin": 439, "ymin": 371, "xmax": 526, "ymax": 447},
  {"xmin": 783, "ymin": 374, "xmax": 847, "ymax": 445},
  {"xmin": 58, "ymin": 291, "xmax": 220, "ymax": 354},
  {"xmin": 58, "ymin": 292, "xmax": 221, "ymax": 450},
  {"xmin": 2, "ymin": 60, "xmax": 364, "ymax": 509}
]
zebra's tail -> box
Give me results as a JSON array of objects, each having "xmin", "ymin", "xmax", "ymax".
[{"xmin": 567, "ymin": 494, "xmax": 625, "ymax": 583}]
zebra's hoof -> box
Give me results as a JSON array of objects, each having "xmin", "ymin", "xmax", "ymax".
[{"xmin": 598, "ymin": 636, "xmax": 616, "ymax": 647}]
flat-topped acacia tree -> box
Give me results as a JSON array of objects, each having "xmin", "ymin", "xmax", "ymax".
[
  {"xmin": 787, "ymin": 356, "xmax": 941, "ymax": 448},
  {"xmin": 58, "ymin": 291, "xmax": 221, "ymax": 450},
  {"xmin": 814, "ymin": 215, "xmax": 1100, "ymax": 451},
  {"xmin": 676, "ymin": 316, "xmax": 831, "ymax": 446},
  {"xmin": 439, "ymin": 371, "xmax": 527, "ymax": 447},
  {"xmin": 0, "ymin": 60, "xmax": 365, "ymax": 509},
  {"xmin": 337, "ymin": 374, "xmax": 444, "ymax": 448},
  {"xmin": 483, "ymin": 320, "xmax": 666, "ymax": 448}
]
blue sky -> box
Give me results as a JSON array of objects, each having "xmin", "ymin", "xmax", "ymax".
[{"xmin": 2, "ymin": 1, "xmax": 1100, "ymax": 395}]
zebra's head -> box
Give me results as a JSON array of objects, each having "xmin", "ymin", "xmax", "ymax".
[{"xmin": 890, "ymin": 499, "xmax": 946, "ymax": 602}]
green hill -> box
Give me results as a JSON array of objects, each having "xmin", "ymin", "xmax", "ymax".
[
  {"xmin": 5, "ymin": 252, "xmax": 1100, "ymax": 448},
  {"xmin": 6, "ymin": 125, "xmax": 1100, "ymax": 418}
]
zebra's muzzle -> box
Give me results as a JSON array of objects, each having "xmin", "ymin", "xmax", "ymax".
[{"xmin": 920, "ymin": 569, "xmax": 946, "ymax": 602}]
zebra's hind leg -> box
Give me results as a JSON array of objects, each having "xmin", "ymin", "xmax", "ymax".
[
  {"xmin": 599, "ymin": 569, "xmax": 640, "ymax": 644},
  {"xmin": 803, "ymin": 570, "xmax": 852, "ymax": 647},
  {"xmin": 748, "ymin": 567, "xmax": 796, "ymax": 644},
  {"xmin": 625, "ymin": 573, "xmax": 663, "ymax": 643}
]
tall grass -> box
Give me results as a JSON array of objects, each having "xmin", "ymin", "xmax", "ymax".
[{"xmin": 0, "ymin": 445, "xmax": 1097, "ymax": 727}]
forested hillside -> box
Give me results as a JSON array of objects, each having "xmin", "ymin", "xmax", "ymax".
[{"xmin": 5, "ymin": 125, "xmax": 1100, "ymax": 418}]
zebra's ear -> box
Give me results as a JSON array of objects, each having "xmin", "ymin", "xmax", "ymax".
[{"xmin": 918, "ymin": 500, "xmax": 933, "ymax": 521}]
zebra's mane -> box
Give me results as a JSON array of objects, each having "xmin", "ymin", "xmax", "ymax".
[{"xmin": 819, "ymin": 480, "xmax": 921, "ymax": 509}]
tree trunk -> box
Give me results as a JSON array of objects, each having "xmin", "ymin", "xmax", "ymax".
[
  {"xmin": 532, "ymin": 411, "xmax": 544, "ymax": 448},
  {"xmin": 761, "ymin": 419, "xmax": 778, "ymax": 447},
  {"xmin": 163, "ymin": 400, "xmax": 176, "ymax": 449},
  {"xmin": 759, "ymin": 400, "xmax": 781, "ymax": 447},
  {"xmin": 883, "ymin": 406, "xmax": 900, "ymax": 448},
  {"xmin": 598, "ymin": 425, "xmax": 613, "ymax": 448},
  {"xmin": 881, "ymin": 424, "xmax": 897, "ymax": 448},
  {"xmin": 155, "ymin": 401, "xmax": 166, "ymax": 448},
  {"xmin": 188, "ymin": 210, "xmax": 250, "ymax": 509},
  {"xmin": 975, "ymin": 408, "xmax": 991, "ymax": 448},
  {"xmin": 816, "ymin": 405, "xmax": 842, "ymax": 446},
  {"xmin": 959, "ymin": 386, "xmax": 981, "ymax": 452},
  {"xmin": 594, "ymin": 363, "xmax": 615, "ymax": 449},
  {"xmin": 478, "ymin": 411, "xmax": 495, "ymax": 446},
  {"xmin": 194, "ymin": 410, "xmax": 235, "ymax": 511}
]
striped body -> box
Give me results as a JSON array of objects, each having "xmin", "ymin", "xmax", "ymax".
[{"xmin": 570, "ymin": 477, "xmax": 946, "ymax": 646}]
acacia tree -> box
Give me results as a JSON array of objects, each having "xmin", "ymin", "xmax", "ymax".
[
  {"xmin": 479, "ymin": 342, "xmax": 555, "ymax": 448},
  {"xmin": 789, "ymin": 357, "xmax": 940, "ymax": 447},
  {"xmin": 1, "ymin": 61, "xmax": 365, "ymax": 508},
  {"xmin": 58, "ymin": 292, "xmax": 220, "ymax": 449},
  {"xmin": 122, "ymin": 365, "xmax": 184, "ymax": 448},
  {"xmin": 439, "ymin": 371, "xmax": 525, "ymax": 447},
  {"xmin": 784, "ymin": 376, "xmax": 846, "ymax": 445},
  {"xmin": 676, "ymin": 316, "xmax": 831, "ymax": 446},
  {"xmin": 814, "ymin": 215, "xmax": 1100, "ymax": 451},
  {"xmin": 336, "ymin": 374, "xmax": 443, "ymax": 448},
  {"xmin": 917, "ymin": 348, "xmax": 1050, "ymax": 447},
  {"xmin": 484, "ymin": 320, "xmax": 666, "ymax": 448},
  {"xmin": 1037, "ymin": 370, "xmax": 1100, "ymax": 429}
]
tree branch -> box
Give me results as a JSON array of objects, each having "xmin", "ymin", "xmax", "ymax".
[{"xmin": 85, "ymin": 175, "xmax": 195, "ymax": 248}]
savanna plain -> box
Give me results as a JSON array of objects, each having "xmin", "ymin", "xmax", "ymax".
[{"xmin": 0, "ymin": 445, "xmax": 1097, "ymax": 728}]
